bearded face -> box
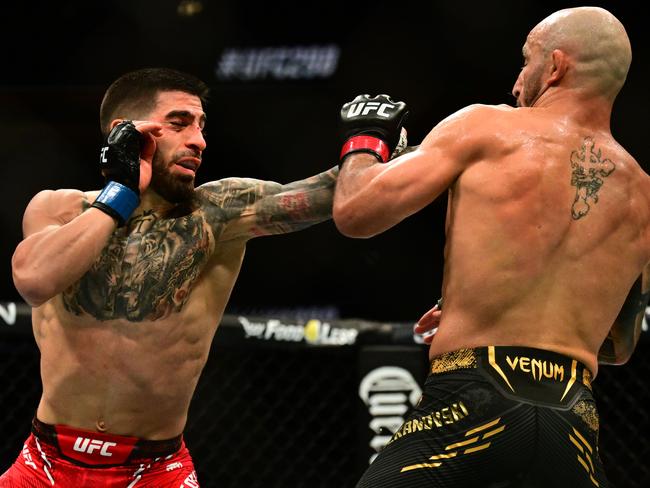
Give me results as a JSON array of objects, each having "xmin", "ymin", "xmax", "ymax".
[
  {"xmin": 134, "ymin": 91, "xmax": 206, "ymax": 204},
  {"xmin": 150, "ymin": 149, "xmax": 198, "ymax": 203},
  {"xmin": 518, "ymin": 60, "xmax": 547, "ymax": 108}
]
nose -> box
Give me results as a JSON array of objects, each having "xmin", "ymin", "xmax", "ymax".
[
  {"xmin": 512, "ymin": 72, "xmax": 523, "ymax": 101},
  {"xmin": 186, "ymin": 125, "xmax": 206, "ymax": 153}
]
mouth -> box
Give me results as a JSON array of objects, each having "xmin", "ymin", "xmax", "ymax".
[{"xmin": 175, "ymin": 157, "xmax": 201, "ymax": 175}]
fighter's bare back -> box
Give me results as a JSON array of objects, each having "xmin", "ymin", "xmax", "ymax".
[{"xmin": 428, "ymin": 104, "xmax": 650, "ymax": 374}]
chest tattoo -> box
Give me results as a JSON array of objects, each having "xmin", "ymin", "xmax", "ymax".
[
  {"xmin": 63, "ymin": 210, "xmax": 215, "ymax": 321},
  {"xmin": 570, "ymin": 137, "xmax": 616, "ymax": 220}
]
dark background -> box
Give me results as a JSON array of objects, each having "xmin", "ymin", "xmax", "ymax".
[
  {"xmin": 0, "ymin": 0, "xmax": 648, "ymax": 322},
  {"xmin": 1, "ymin": 2, "xmax": 649, "ymax": 487}
]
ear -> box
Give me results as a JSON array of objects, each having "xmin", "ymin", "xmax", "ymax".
[
  {"xmin": 548, "ymin": 49, "xmax": 569, "ymax": 85},
  {"xmin": 109, "ymin": 119, "xmax": 125, "ymax": 131}
]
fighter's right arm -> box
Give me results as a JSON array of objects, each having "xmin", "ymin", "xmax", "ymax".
[
  {"xmin": 334, "ymin": 103, "xmax": 493, "ymax": 237},
  {"xmin": 197, "ymin": 166, "xmax": 338, "ymax": 241},
  {"xmin": 11, "ymin": 190, "xmax": 116, "ymax": 307},
  {"xmin": 598, "ymin": 262, "xmax": 650, "ymax": 365}
]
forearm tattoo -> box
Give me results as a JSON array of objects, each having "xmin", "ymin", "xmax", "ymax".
[
  {"xmin": 570, "ymin": 137, "xmax": 616, "ymax": 219},
  {"xmin": 199, "ymin": 167, "xmax": 338, "ymax": 237}
]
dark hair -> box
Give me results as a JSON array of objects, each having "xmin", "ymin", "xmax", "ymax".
[{"xmin": 99, "ymin": 67, "xmax": 209, "ymax": 136}]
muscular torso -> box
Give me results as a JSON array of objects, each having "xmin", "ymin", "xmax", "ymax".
[
  {"xmin": 34, "ymin": 192, "xmax": 246, "ymax": 439},
  {"xmin": 433, "ymin": 108, "xmax": 650, "ymax": 374},
  {"xmin": 28, "ymin": 169, "xmax": 336, "ymax": 439}
]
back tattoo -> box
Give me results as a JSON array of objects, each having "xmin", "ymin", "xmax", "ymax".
[{"xmin": 570, "ymin": 137, "xmax": 616, "ymax": 219}]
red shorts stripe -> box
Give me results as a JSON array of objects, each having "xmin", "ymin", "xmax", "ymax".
[
  {"xmin": 31, "ymin": 417, "xmax": 182, "ymax": 466},
  {"xmin": 0, "ymin": 433, "xmax": 199, "ymax": 487}
]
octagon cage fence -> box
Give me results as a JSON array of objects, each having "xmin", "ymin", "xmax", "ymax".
[{"xmin": 0, "ymin": 302, "xmax": 648, "ymax": 487}]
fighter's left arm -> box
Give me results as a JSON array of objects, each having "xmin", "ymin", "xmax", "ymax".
[
  {"xmin": 598, "ymin": 262, "xmax": 650, "ymax": 365},
  {"xmin": 199, "ymin": 166, "xmax": 338, "ymax": 241}
]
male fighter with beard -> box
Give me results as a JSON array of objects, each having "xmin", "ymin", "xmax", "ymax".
[{"xmin": 3, "ymin": 68, "xmax": 337, "ymax": 486}]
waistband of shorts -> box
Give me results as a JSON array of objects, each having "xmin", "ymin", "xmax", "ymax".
[
  {"xmin": 429, "ymin": 346, "xmax": 593, "ymax": 407},
  {"xmin": 32, "ymin": 417, "xmax": 183, "ymax": 467}
]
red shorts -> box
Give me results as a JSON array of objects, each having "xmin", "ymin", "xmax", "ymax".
[{"xmin": 0, "ymin": 419, "xmax": 199, "ymax": 487}]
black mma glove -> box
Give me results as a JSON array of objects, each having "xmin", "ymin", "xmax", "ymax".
[
  {"xmin": 91, "ymin": 121, "xmax": 142, "ymax": 226},
  {"xmin": 339, "ymin": 94, "xmax": 409, "ymax": 164}
]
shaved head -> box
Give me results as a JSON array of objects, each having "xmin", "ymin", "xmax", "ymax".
[{"xmin": 528, "ymin": 7, "xmax": 631, "ymax": 99}]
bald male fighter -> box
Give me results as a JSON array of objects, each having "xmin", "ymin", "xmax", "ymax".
[
  {"xmin": 2, "ymin": 68, "xmax": 336, "ymax": 486},
  {"xmin": 335, "ymin": 7, "xmax": 650, "ymax": 487}
]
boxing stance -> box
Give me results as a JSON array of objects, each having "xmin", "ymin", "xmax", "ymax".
[
  {"xmin": 335, "ymin": 7, "xmax": 650, "ymax": 487},
  {"xmin": 2, "ymin": 68, "xmax": 337, "ymax": 486}
]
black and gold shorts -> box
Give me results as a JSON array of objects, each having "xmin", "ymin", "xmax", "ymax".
[{"xmin": 356, "ymin": 346, "xmax": 609, "ymax": 488}]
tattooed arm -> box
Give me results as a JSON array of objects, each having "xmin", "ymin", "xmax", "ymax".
[
  {"xmin": 598, "ymin": 262, "xmax": 650, "ymax": 365},
  {"xmin": 12, "ymin": 190, "xmax": 117, "ymax": 306},
  {"xmin": 197, "ymin": 167, "xmax": 338, "ymax": 241}
]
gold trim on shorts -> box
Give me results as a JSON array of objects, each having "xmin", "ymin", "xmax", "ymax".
[{"xmin": 430, "ymin": 348, "xmax": 478, "ymax": 374}]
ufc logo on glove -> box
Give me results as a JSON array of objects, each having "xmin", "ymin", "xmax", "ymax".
[
  {"xmin": 339, "ymin": 94, "xmax": 409, "ymax": 163},
  {"xmin": 346, "ymin": 101, "xmax": 396, "ymax": 118}
]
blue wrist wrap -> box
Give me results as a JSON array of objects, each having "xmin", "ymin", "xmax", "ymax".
[{"xmin": 92, "ymin": 181, "xmax": 139, "ymax": 226}]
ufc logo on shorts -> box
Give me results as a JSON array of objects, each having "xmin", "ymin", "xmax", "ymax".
[
  {"xmin": 73, "ymin": 437, "xmax": 117, "ymax": 457},
  {"xmin": 346, "ymin": 102, "xmax": 395, "ymax": 118}
]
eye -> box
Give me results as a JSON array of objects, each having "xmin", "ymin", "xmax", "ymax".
[{"xmin": 169, "ymin": 120, "xmax": 187, "ymax": 129}]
